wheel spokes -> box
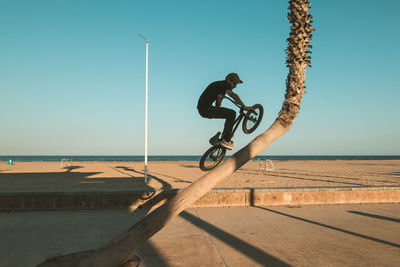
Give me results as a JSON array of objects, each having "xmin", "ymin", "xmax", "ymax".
[{"xmin": 204, "ymin": 147, "xmax": 224, "ymax": 168}]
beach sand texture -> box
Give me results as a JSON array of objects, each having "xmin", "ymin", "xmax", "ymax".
[{"xmin": 0, "ymin": 160, "xmax": 399, "ymax": 192}]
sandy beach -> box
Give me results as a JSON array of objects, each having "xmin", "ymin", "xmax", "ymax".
[{"xmin": 1, "ymin": 160, "xmax": 399, "ymax": 192}]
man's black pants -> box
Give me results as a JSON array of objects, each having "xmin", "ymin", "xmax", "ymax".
[{"xmin": 198, "ymin": 106, "xmax": 236, "ymax": 141}]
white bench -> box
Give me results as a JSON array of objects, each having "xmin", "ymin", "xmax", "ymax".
[
  {"xmin": 60, "ymin": 158, "xmax": 73, "ymax": 167},
  {"xmin": 258, "ymin": 159, "xmax": 274, "ymax": 171}
]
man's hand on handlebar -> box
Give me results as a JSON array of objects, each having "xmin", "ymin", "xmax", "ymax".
[{"xmin": 243, "ymin": 105, "xmax": 256, "ymax": 113}]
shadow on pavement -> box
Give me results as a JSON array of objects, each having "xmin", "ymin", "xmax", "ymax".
[
  {"xmin": 0, "ymin": 171, "xmax": 146, "ymax": 191},
  {"xmin": 62, "ymin": 166, "xmax": 83, "ymax": 172},
  {"xmin": 115, "ymin": 166, "xmax": 172, "ymax": 189},
  {"xmin": 348, "ymin": 211, "xmax": 400, "ymax": 223},
  {"xmin": 180, "ymin": 211, "xmax": 290, "ymax": 266},
  {"xmin": 138, "ymin": 240, "xmax": 172, "ymax": 267},
  {"xmin": 0, "ymin": 166, "xmax": 179, "ymax": 192},
  {"xmin": 255, "ymin": 206, "xmax": 400, "ymax": 249},
  {"xmin": 238, "ymin": 170, "xmax": 367, "ymax": 187}
]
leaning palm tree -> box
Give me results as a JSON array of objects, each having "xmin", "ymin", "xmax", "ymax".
[{"xmin": 38, "ymin": 0, "xmax": 314, "ymax": 266}]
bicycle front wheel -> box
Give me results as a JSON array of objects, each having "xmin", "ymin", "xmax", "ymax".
[
  {"xmin": 242, "ymin": 104, "xmax": 264, "ymax": 134},
  {"xmin": 199, "ymin": 145, "xmax": 227, "ymax": 171}
]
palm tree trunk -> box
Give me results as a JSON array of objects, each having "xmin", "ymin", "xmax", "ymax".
[{"xmin": 38, "ymin": 0, "xmax": 314, "ymax": 266}]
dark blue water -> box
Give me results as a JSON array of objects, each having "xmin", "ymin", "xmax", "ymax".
[{"xmin": 1, "ymin": 155, "xmax": 399, "ymax": 162}]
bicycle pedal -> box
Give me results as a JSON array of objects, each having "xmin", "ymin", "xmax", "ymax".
[{"xmin": 209, "ymin": 131, "xmax": 221, "ymax": 146}]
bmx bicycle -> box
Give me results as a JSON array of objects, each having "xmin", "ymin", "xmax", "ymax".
[{"xmin": 199, "ymin": 97, "xmax": 264, "ymax": 171}]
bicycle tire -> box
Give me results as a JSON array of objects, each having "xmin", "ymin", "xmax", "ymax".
[
  {"xmin": 242, "ymin": 104, "xmax": 264, "ymax": 134},
  {"xmin": 199, "ymin": 145, "xmax": 227, "ymax": 171}
]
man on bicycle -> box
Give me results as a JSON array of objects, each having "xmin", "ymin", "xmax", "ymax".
[{"xmin": 197, "ymin": 73, "xmax": 254, "ymax": 150}]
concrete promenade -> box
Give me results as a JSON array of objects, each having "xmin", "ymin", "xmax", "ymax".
[{"xmin": 1, "ymin": 204, "xmax": 399, "ymax": 266}]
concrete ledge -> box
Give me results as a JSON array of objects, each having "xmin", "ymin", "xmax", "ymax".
[
  {"xmin": 0, "ymin": 190, "xmax": 165, "ymax": 211},
  {"xmin": 1, "ymin": 187, "xmax": 399, "ymax": 211}
]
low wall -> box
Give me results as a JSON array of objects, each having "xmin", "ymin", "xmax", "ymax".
[{"xmin": 1, "ymin": 186, "xmax": 399, "ymax": 211}]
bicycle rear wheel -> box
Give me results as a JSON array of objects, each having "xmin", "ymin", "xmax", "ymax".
[
  {"xmin": 199, "ymin": 145, "xmax": 227, "ymax": 171},
  {"xmin": 242, "ymin": 104, "xmax": 264, "ymax": 134}
]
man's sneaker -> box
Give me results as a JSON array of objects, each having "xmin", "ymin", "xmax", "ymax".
[
  {"xmin": 209, "ymin": 131, "xmax": 221, "ymax": 146},
  {"xmin": 220, "ymin": 139, "xmax": 234, "ymax": 150}
]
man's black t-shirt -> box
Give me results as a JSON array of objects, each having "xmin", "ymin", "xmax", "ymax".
[{"xmin": 197, "ymin": 80, "xmax": 233, "ymax": 110}]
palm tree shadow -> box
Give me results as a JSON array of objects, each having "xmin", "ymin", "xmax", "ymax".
[
  {"xmin": 237, "ymin": 169, "xmax": 367, "ymax": 187},
  {"xmin": 347, "ymin": 211, "xmax": 400, "ymax": 223},
  {"xmin": 179, "ymin": 210, "xmax": 290, "ymax": 266},
  {"xmin": 254, "ymin": 206, "xmax": 400, "ymax": 249},
  {"xmin": 62, "ymin": 166, "xmax": 83, "ymax": 172},
  {"xmin": 115, "ymin": 166, "xmax": 173, "ymax": 189},
  {"xmin": 137, "ymin": 240, "xmax": 172, "ymax": 267},
  {"xmin": 179, "ymin": 164, "xmax": 198, "ymax": 169}
]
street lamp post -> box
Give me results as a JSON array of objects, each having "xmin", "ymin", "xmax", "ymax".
[{"xmin": 139, "ymin": 34, "xmax": 149, "ymax": 183}]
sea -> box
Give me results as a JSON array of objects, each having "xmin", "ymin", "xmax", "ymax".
[{"xmin": 1, "ymin": 155, "xmax": 399, "ymax": 162}]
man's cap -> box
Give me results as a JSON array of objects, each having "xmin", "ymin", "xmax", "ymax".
[{"xmin": 225, "ymin": 73, "xmax": 243, "ymax": 83}]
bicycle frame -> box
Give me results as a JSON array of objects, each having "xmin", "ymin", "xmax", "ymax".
[
  {"xmin": 224, "ymin": 96, "xmax": 250, "ymax": 137},
  {"xmin": 231, "ymin": 111, "xmax": 245, "ymax": 137}
]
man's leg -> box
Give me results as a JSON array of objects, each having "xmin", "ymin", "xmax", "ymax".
[{"xmin": 199, "ymin": 106, "xmax": 236, "ymax": 141}]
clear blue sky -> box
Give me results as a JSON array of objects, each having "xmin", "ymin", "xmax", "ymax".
[{"xmin": 1, "ymin": 0, "xmax": 399, "ymax": 156}]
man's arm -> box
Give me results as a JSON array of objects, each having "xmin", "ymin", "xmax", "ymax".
[
  {"xmin": 226, "ymin": 90, "xmax": 253, "ymax": 111},
  {"xmin": 216, "ymin": 93, "xmax": 223, "ymax": 107}
]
